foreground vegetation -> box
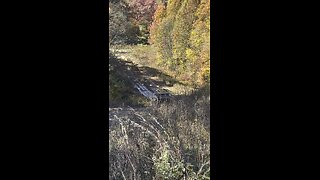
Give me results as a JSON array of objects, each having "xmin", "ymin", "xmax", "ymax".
[{"xmin": 109, "ymin": 86, "xmax": 210, "ymax": 179}]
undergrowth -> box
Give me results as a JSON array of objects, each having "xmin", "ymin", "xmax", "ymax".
[
  {"xmin": 109, "ymin": 52, "xmax": 148, "ymax": 107},
  {"xmin": 109, "ymin": 85, "xmax": 210, "ymax": 179}
]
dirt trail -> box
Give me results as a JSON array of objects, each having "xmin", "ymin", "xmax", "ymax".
[
  {"xmin": 110, "ymin": 46, "xmax": 194, "ymax": 96},
  {"xmin": 109, "ymin": 46, "xmax": 195, "ymax": 118}
]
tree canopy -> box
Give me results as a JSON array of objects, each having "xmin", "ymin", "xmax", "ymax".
[{"xmin": 149, "ymin": 0, "xmax": 210, "ymax": 86}]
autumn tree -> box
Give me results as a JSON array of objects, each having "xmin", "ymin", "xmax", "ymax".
[
  {"xmin": 149, "ymin": 0, "xmax": 210, "ymax": 86},
  {"xmin": 123, "ymin": 0, "xmax": 157, "ymax": 44},
  {"xmin": 127, "ymin": 0, "xmax": 157, "ymax": 25},
  {"xmin": 149, "ymin": 2, "xmax": 166, "ymax": 44},
  {"xmin": 187, "ymin": 0, "xmax": 210, "ymax": 85},
  {"xmin": 172, "ymin": 0, "xmax": 200, "ymax": 73}
]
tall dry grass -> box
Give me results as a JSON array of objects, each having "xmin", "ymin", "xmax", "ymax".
[{"xmin": 109, "ymin": 87, "xmax": 210, "ymax": 179}]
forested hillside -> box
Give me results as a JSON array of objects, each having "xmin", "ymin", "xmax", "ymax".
[
  {"xmin": 150, "ymin": 0, "xmax": 210, "ymax": 86},
  {"xmin": 109, "ymin": 0, "xmax": 211, "ymax": 179}
]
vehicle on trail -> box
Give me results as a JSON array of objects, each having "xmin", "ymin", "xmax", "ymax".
[
  {"xmin": 149, "ymin": 86, "xmax": 172, "ymax": 103},
  {"xmin": 134, "ymin": 82, "xmax": 172, "ymax": 103},
  {"xmin": 155, "ymin": 92, "xmax": 171, "ymax": 103}
]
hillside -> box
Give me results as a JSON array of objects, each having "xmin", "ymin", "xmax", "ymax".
[
  {"xmin": 109, "ymin": 45, "xmax": 195, "ymax": 107},
  {"xmin": 109, "ymin": 45, "xmax": 211, "ymax": 179},
  {"xmin": 109, "ymin": 0, "xmax": 211, "ymax": 179}
]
